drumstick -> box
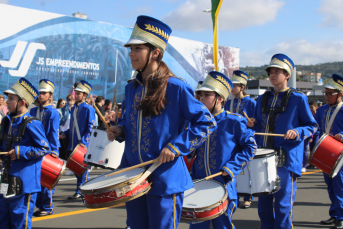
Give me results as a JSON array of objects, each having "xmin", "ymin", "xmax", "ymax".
[
  {"xmin": 254, "ymin": 132, "xmax": 285, "ymax": 137},
  {"xmin": 194, "ymin": 171, "xmax": 223, "ymax": 184},
  {"xmin": 112, "ymin": 90, "xmax": 117, "ymax": 111},
  {"xmin": 105, "ymin": 159, "xmax": 159, "ymax": 177},
  {"xmin": 130, "ymin": 161, "xmax": 161, "ymax": 190},
  {"xmin": 93, "ymin": 104, "xmax": 111, "ymax": 132},
  {"xmin": 0, "ymin": 152, "xmax": 8, "ymax": 155},
  {"xmin": 242, "ymin": 111, "xmax": 252, "ymax": 123}
]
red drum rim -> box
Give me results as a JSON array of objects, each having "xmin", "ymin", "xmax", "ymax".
[
  {"xmin": 330, "ymin": 151, "xmax": 343, "ymax": 178},
  {"xmin": 83, "ymin": 185, "xmax": 151, "ymax": 209},
  {"xmin": 67, "ymin": 144, "xmax": 82, "ymax": 164},
  {"xmin": 67, "ymin": 144, "xmax": 88, "ymax": 175}
]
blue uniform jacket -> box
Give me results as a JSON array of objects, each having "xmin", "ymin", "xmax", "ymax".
[
  {"xmin": 253, "ymin": 88, "xmax": 318, "ymax": 176},
  {"xmin": 314, "ymin": 104, "xmax": 343, "ymax": 139},
  {"xmin": 62, "ymin": 101, "xmax": 95, "ymax": 150},
  {"xmin": 0, "ymin": 111, "xmax": 50, "ymax": 194},
  {"xmin": 117, "ymin": 74, "xmax": 217, "ymax": 196},
  {"xmin": 30, "ymin": 104, "xmax": 60, "ymax": 156},
  {"xmin": 191, "ymin": 109, "xmax": 257, "ymax": 200},
  {"xmin": 225, "ymin": 95, "xmax": 256, "ymax": 118}
]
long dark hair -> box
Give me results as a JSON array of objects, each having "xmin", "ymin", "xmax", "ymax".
[
  {"xmin": 57, "ymin": 98, "xmax": 65, "ymax": 108},
  {"xmin": 135, "ymin": 43, "xmax": 173, "ymax": 117}
]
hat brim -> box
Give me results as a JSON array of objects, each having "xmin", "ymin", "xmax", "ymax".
[
  {"xmin": 195, "ymin": 86, "xmax": 215, "ymax": 92},
  {"xmin": 323, "ymin": 84, "xmax": 336, "ymax": 90},
  {"xmin": 124, "ymin": 39, "xmax": 147, "ymax": 47},
  {"xmin": 39, "ymin": 89, "xmax": 51, "ymax": 92},
  {"xmin": 74, "ymin": 88, "xmax": 86, "ymax": 93},
  {"xmin": 3, "ymin": 89, "xmax": 16, "ymax": 96},
  {"xmin": 232, "ymin": 81, "xmax": 241, "ymax": 84}
]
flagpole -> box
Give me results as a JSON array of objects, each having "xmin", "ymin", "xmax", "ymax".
[{"xmin": 211, "ymin": 0, "xmax": 223, "ymax": 72}]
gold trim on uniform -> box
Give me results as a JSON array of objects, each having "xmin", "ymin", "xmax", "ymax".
[
  {"xmin": 167, "ymin": 143, "xmax": 181, "ymax": 156},
  {"xmin": 25, "ymin": 194, "xmax": 31, "ymax": 229},
  {"xmin": 173, "ymin": 194, "xmax": 176, "ymax": 229}
]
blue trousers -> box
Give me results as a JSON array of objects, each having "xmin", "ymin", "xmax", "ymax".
[
  {"xmin": 125, "ymin": 193, "xmax": 184, "ymax": 229},
  {"xmin": 75, "ymin": 170, "xmax": 88, "ymax": 194},
  {"xmin": 36, "ymin": 186, "xmax": 54, "ymax": 213},
  {"xmin": 0, "ymin": 192, "xmax": 37, "ymax": 229},
  {"xmin": 323, "ymin": 166, "xmax": 343, "ymax": 220},
  {"xmin": 258, "ymin": 167, "xmax": 297, "ymax": 229},
  {"xmin": 189, "ymin": 199, "xmax": 237, "ymax": 229}
]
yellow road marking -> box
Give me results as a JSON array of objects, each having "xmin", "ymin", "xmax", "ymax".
[
  {"xmin": 302, "ymin": 170, "xmax": 322, "ymax": 175},
  {"xmin": 32, "ymin": 203, "xmax": 125, "ymax": 222}
]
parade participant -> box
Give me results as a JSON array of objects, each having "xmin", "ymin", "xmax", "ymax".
[
  {"xmin": 60, "ymin": 80, "xmax": 95, "ymax": 199},
  {"xmin": 0, "ymin": 94, "xmax": 8, "ymax": 122},
  {"xmin": 30, "ymin": 79, "xmax": 60, "ymax": 217},
  {"xmin": 248, "ymin": 54, "xmax": 318, "ymax": 229},
  {"xmin": 314, "ymin": 74, "xmax": 343, "ymax": 229},
  {"xmin": 225, "ymin": 70, "xmax": 256, "ymax": 118},
  {"xmin": 225, "ymin": 69, "xmax": 256, "ymax": 208},
  {"xmin": 190, "ymin": 71, "xmax": 256, "ymax": 228},
  {"xmin": 107, "ymin": 15, "xmax": 217, "ymax": 229},
  {"xmin": 0, "ymin": 78, "xmax": 50, "ymax": 229}
]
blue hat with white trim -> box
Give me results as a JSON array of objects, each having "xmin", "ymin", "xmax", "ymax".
[
  {"xmin": 124, "ymin": 15, "xmax": 172, "ymax": 53},
  {"xmin": 3, "ymin": 78, "xmax": 39, "ymax": 105},
  {"xmin": 266, "ymin": 53, "xmax": 294, "ymax": 76},
  {"xmin": 75, "ymin": 80, "xmax": 92, "ymax": 95},
  {"xmin": 324, "ymin": 74, "xmax": 343, "ymax": 92},
  {"xmin": 232, "ymin": 70, "xmax": 249, "ymax": 86},
  {"xmin": 38, "ymin": 79, "xmax": 55, "ymax": 93}
]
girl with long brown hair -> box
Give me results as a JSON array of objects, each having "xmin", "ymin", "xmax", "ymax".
[{"xmin": 107, "ymin": 16, "xmax": 217, "ymax": 229}]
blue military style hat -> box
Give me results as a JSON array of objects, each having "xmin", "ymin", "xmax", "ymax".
[
  {"xmin": 266, "ymin": 53, "xmax": 294, "ymax": 76},
  {"xmin": 75, "ymin": 80, "xmax": 92, "ymax": 95},
  {"xmin": 38, "ymin": 79, "xmax": 55, "ymax": 93},
  {"xmin": 196, "ymin": 71, "xmax": 233, "ymax": 101},
  {"xmin": 3, "ymin": 77, "xmax": 39, "ymax": 106},
  {"xmin": 324, "ymin": 73, "xmax": 343, "ymax": 92},
  {"xmin": 232, "ymin": 70, "xmax": 249, "ymax": 86},
  {"xmin": 124, "ymin": 15, "xmax": 172, "ymax": 53}
]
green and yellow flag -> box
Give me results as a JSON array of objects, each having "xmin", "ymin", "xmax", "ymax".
[{"xmin": 211, "ymin": 0, "xmax": 223, "ymax": 71}]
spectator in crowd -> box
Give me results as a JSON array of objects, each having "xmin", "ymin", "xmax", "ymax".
[
  {"xmin": 0, "ymin": 94, "xmax": 8, "ymax": 121},
  {"xmin": 95, "ymin": 96, "xmax": 106, "ymax": 130},
  {"xmin": 309, "ymin": 101, "xmax": 317, "ymax": 116},
  {"xmin": 56, "ymin": 99, "xmax": 66, "ymax": 119},
  {"xmin": 59, "ymin": 94, "xmax": 75, "ymax": 161},
  {"xmin": 103, "ymin": 99, "xmax": 112, "ymax": 115}
]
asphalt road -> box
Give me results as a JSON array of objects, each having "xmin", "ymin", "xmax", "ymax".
[{"xmin": 32, "ymin": 167, "xmax": 331, "ymax": 229}]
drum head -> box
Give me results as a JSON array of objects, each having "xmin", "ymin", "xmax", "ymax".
[
  {"xmin": 81, "ymin": 168, "xmax": 145, "ymax": 191},
  {"xmin": 254, "ymin": 148, "xmax": 276, "ymax": 158},
  {"xmin": 183, "ymin": 180, "xmax": 226, "ymax": 209}
]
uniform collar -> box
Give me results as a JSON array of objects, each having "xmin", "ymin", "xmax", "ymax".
[
  {"xmin": 76, "ymin": 101, "xmax": 85, "ymax": 107},
  {"xmin": 40, "ymin": 103, "xmax": 53, "ymax": 109},
  {"xmin": 271, "ymin": 87, "xmax": 289, "ymax": 95},
  {"xmin": 213, "ymin": 108, "xmax": 225, "ymax": 117},
  {"xmin": 11, "ymin": 110, "xmax": 29, "ymax": 120}
]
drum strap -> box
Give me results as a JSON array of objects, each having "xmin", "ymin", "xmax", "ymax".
[
  {"xmin": 261, "ymin": 89, "xmax": 295, "ymax": 149},
  {"xmin": 73, "ymin": 107, "xmax": 81, "ymax": 141},
  {"xmin": 36, "ymin": 107, "xmax": 44, "ymax": 121},
  {"xmin": 229, "ymin": 98, "xmax": 241, "ymax": 113},
  {"xmin": 326, "ymin": 102, "xmax": 343, "ymax": 134},
  {"xmin": 230, "ymin": 99, "xmax": 234, "ymax": 113}
]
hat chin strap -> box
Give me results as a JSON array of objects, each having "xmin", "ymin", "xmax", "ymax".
[{"xmin": 211, "ymin": 93, "xmax": 218, "ymax": 114}]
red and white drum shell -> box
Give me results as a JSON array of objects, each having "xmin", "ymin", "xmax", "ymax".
[
  {"xmin": 181, "ymin": 180, "xmax": 228, "ymax": 222},
  {"xmin": 41, "ymin": 154, "xmax": 66, "ymax": 190},
  {"xmin": 66, "ymin": 144, "xmax": 89, "ymax": 176},
  {"xmin": 183, "ymin": 156, "xmax": 195, "ymax": 172},
  {"xmin": 309, "ymin": 134, "xmax": 343, "ymax": 178},
  {"xmin": 80, "ymin": 167, "xmax": 151, "ymax": 208}
]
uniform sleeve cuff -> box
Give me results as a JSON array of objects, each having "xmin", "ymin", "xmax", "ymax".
[
  {"xmin": 222, "ymin": 166, "xmax": 234, "ymax": 180},
  {"xmin": 292, "ymin": 129, "xmax": 300, "ymax": 141},
  {"xmin": 166, "ymin": 143, "xmax": 181, "ymax": 156}
]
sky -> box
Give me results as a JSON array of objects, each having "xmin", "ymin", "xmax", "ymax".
[{"xmin": 1, "ymin": 0, "xmax": 343, "ymax": 67}]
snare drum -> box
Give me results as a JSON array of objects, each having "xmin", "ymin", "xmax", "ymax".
[
  {"xmin": 181, "ymin": 180, "xmax": 228, "ymax": 222},
  {"xmin": 67, "ymin": 144, "xmax": 89, "ymax": 176},
  {"xmin": 309, "ymin": 134, "xmax": 343, "ymax": 178},
  {"xmin": 80, "ymin": 167, "xmax": 151, "ymax": 208},
  {"xmin": 236, "ymin": 148, "xmax": 280, "ymax": 196},
  {"xmin": 41, "ymin": 154, "xmax": 66, "ymax": 190},
  {"xmin": 84, "ymin": 128, "xmax": 125, "ymax": 169}
]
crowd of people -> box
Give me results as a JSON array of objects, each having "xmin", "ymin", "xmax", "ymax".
[{"xmin": 1, "ymin": 14, "xmax": 343, "ymax": 229}]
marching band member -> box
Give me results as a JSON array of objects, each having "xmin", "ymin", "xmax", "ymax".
[
  {"xmin": 0, "ymin": 78, "xmax": 50, "ymax": 229},
  {"xmin": 225, "ymin": 69, "xmax": 256, "ymax": 208},
  {"xmin": 315, "ymin": 74, "xmax": 343, "ymax": 229},
  {"xmin": 30, "ymin": 79, "xmax": 60, "ymax": 217},
  {"xmin": 249, "ymin": 54, "xmax": 318, "ymax": 229},
  {"xmin": 191, "ymin": 71, "xmax": 257, "ymax": 229},
  {"xmin": 60, "ymin": 80, "xmax": 95, "ymax": 199},
  {"xmin": 107, "ymin": 15, "xmax": 217, "ymax": 229}
]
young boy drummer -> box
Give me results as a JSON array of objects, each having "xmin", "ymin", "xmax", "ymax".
[
  {"xmin": 191, "ymin": 71, "xmax": 257, "ymax": 228},
  {"xmin": 249, "ymin": 54, "xmax": 318, "ymax": 229},
  {"xmin": 315, "ymin": 74, "xmax": 343, "ymax": 229},
  {"xmin": 0, "ymin": 78, "xmax": 50, "ymax": 229},
  {"xmin": 60, "ymin": 80, "xmax": 95, "ymax": 199},
  {"xmin": 30, "ymin": 79, "xmax": 60, "ymax": 216}
]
